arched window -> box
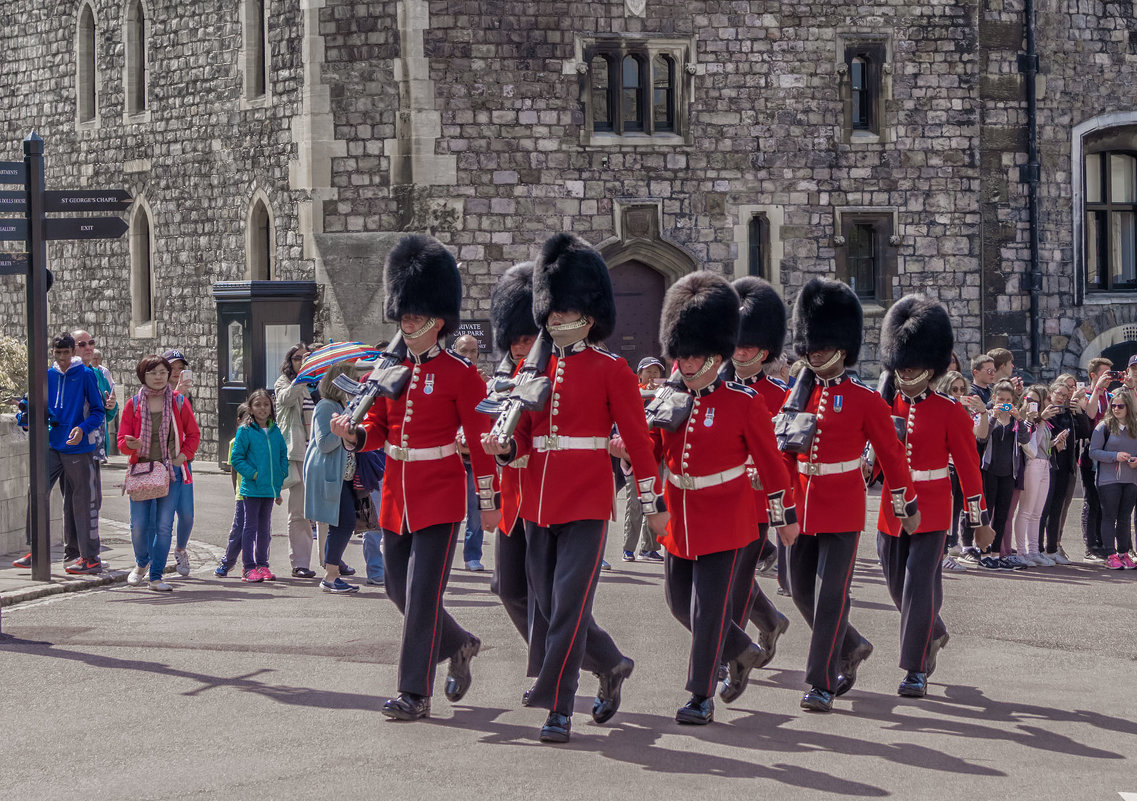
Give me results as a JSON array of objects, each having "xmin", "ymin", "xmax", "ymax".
[
  {"xmin": 652, "ymin": 54, "xmax": 674, "ymax": 133},
  {"xmin": 247, "ymin": 197, "xmax": 273, "ymax": 280},
  {"xmin": 851, "ymin": 56, "xmax": 870, "ymax": 130},
  {"xmin": 622, "ymin": 55, "xmax": 644, "ymax": 132},
  {"xmin": 590, "ymin": 55, "xmax": 612, "ymax": 132},
  {"xmin": 77, "ymin": 4, "xmax": 97, "ymax": 123},
  {"xmin": 131, "ymin": 205, "xmax": 154, "ymax": 326},
  {"xmin": 124, "ymin": 0, "xmax": 146, "ymax": 114},
  {"xmin": 243, "ymin": 0, "xmax": 267, "ymax": 99}
]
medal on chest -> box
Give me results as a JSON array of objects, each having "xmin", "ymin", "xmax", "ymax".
[
  {"xmin": 834, "ymin": 395, "xmax": 844, "ymax": 413},
  {"xmin": 424, "ymin": 374, "xmax": 435, "ymax": 395},
  {"xmin": 703, "ymin": 407, "xmax": 715, "ymax": 427}
]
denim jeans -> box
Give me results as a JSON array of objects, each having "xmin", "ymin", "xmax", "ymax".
[
  {"xmin": 463, "ymin": 463, "xmax": 483, "ymax": 563},
  {"xmin": 174, "ymin": 470, "xmax": 194, "ymax": 549},
  {"xmin": 130, "ymin": 471, "xmax": 182, "ymax": 581},
  {"xmin": 362, "ymin": 490, "xmax": 385, "ymax": 582},
  {"xmin": 241, "ymin": 497, "xmax": 274, "ymax": 571},
  {"xmin": 222, "ymin": 500, "xmax": 245, "ymax": 568}
]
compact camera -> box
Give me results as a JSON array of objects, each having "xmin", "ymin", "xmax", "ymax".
[{"xmin": 997, "ymin": 403, "xmax": 1013, "ymax": 412}]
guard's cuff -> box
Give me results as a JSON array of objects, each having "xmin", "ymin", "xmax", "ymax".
[
  {"xmin": 965, "ymin": 494, "xmax": 988, "ymax": 527},
  {"xmin": 493, "ymin": 439, "xmax": 518, "ymax": 467},
  {"xmin": 891, "ymin": 488, "xmax": 918, "ymax": 518},
  {"xmin": 476, "ymin": 475, "xmax": 499, "ymax": 511},
  {"xmin": 766, "ymin": 490, "xmax": 797, "ymax": 526},
  {"xmin": 637, "ymin": 476, "xmax": 666, "ymax": 515}
]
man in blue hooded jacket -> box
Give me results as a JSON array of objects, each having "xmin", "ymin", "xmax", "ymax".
[{"xmin": 12, "ymin": 333, "xmax": 106, "ymax": 574}]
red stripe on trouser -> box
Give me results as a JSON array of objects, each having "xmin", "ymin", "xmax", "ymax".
[
  {"xmin": 823, "ymin": 533, "xmax": 859, "ymax": 688},
  {"xmin": 917, "ymin": 530, "xmax": 947, "ymax": 671},
  {"xmin": 706, "ymin": 549, "xmax": 740, "ymax": 697},
  {"xmin": 423, "ymin": 521, "xmax": 459, "ymax": 693},
  {"xmin": 552, "ymin": 521, "xmax": 607, "ymax": 712}
]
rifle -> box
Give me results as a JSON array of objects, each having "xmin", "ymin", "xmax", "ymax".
[
  {"xmin": 480, "ymin": 332, "xmax": 553, "ymax": 446},
  {"xmin": 643, "ymin": 377, "xmax": 693, "ymax": 431},
  {"xmin": 476, "ymin": 354, "xmax": 522, "ymax": 417},
  {"xmin": 331, "ymin": 332, "xmax": 412, "ymax": 425}
]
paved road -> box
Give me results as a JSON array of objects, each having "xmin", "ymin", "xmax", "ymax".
[{"xmin": 1, "ymin": 466, "xmax": 1135, "ymax": 800}]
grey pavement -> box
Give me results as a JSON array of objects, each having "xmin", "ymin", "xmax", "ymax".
[{"xmin": 1, "ymin": 465, "xmax": 1136, "ymax": 800}]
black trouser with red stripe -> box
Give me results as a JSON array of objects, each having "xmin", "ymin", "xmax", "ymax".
[
  {"xmin": 666, "ymin": 547, "xmax": 752, "ymax": 696},
  {"xmin": 876, "ymin": 529, "xmax": 948, "ymax": 672},
  {"xmin": 787, "ymin": 531, "xmax": 866, "ymax": 692},
  {"xmin": 525, "ymin": 519, "xmax": 624, "ymax": 715},
  {"xmin": 730, "ymin": 528, "xmax": 782, "ymax": 634},
  {"xmin": 493, "ymin": 518, "xmax": 613, "ymax": 676},
  {"xmin": 382, "ymin": 521, "xmax": 473, "ymax": 698}
]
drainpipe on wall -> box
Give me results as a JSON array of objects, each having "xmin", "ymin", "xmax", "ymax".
[{"xmin": 1019, "ymin": 0, "xmax": 1042, "ymax": 370}]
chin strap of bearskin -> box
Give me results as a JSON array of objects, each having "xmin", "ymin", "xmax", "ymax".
[{"xmin": 637, "ymin": 476, "xmax": 666, "ymax": 515}]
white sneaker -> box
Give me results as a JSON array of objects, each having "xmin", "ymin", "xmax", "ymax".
[
  {"xmin": 1008, "ymin": 554, "xmax": 1031, "ymax": 568},
  {"xmin": 126, "ymin": 565, "xmax": 147, "ymax": 586},
  {"xmin": 1051, "ymin": 549, "xmax": 1073, "ymax": 566},
  {"xmin": 149, "ymin": 579, "xmax": 173, "ymax": 592},
  {"xmin": 947, "ymin": 545, "xmax": 963, "ymax": 557},
  {"xmin": 174, "ymin": 548, "xmax": 190, "ymax": 577},
  {"xmin": 942, "ymin": 556, "xmax": 968, "ymax": 572},
  {"xmin": 465, "ymin": 560, "xmax": 484, "ymax": 572}
]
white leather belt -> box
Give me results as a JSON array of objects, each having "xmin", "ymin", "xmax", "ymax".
[
  {"xmin": 384, "ymin": 442, "xmax": 459, "ymax": 462},
  {"xmin": 533, "ymin": 435, "xmax": 609, "ymax": 452},
  {"xmin": 668, "ymin": 464, "xmax": 747, "ymax": 491},
  {"xmin": 800, "ymin": 458, "xmax": 862, "ymax": 477},
  {"xmin": 911, "ymin": 467, "xmax": 949, "ymax": 481}
]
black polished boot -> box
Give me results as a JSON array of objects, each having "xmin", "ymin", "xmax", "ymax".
[
  {"xmin": 592, "ymin": 656, "xmax": 634, "ymax": 724},
  {"xmin": 756, "ymin": 611, "xmax": 790, "ymax": 666},
  {"xmin": 898, "ymin": 671, "xmax": 928, "ymax": 698},
  {"xmin": 539, "ymin": 712, "xmax": 572, "ymax": 743},
  {"xmin": 834, "ymin": 638, "xmax": 873, "ymax": 697},
  {"xmin": 444, "ymin": 635, "xmax": 481, "ymax": 702},
  {"xmin": 382, "ymin": 693, "xmax": 431, "ymax": 721},
  {"xmin": 720, "ymin": 643, "xmax": 765, "ymax": 703},
  {"xmin": 800, "ymin": 686, "xmax": 834, "ymax": 713},
  {"xmin": 675, "ymin": 694, "xmax": 714, "ymax": 725}
]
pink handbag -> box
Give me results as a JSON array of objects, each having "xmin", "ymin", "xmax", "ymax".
[{"xmin": 122, "ymin": 460, "xmax": 170, "ymax": 501}]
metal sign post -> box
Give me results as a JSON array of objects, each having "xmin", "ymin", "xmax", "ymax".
[{"xmin": 24, "ymin": 133, "xmax": 50, "ymax": 583}]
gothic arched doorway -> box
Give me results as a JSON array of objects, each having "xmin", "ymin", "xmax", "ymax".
[{"xmin": 608, "ymin": 259, "xmax": 666, "ymax": 368}]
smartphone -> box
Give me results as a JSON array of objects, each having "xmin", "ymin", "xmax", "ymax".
[
  {"xmin": 1029, "ymin": 401, "xmax": 1039, "ymax": 413},
  {"xmin": 181, "ymin": 368, "xmax": 193, "ymax": 383}
]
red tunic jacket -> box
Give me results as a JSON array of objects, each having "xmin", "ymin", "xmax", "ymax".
[
  {"xmin": 794, "ymin": 373, "xmax": 917, "ymax": 535},
  {"xmin": 511, "ymin": 341, "xmax": 662, "ymax": 527},
  {"xmin": 356, "ymin": 345, "xmax": 497, "ymax": 533},
  {"xmin": 653, "ymin": 380, "xmax": 797, "ymax": 559},
  {"xmin": 737, "ymin": 371, "xmax": 793, "ymax": 524},
  {"xmin": 878, "ymin": 390, "xmax": 988, "ymax": 536},
  {"xmin": 496, "ymin": 357, "xmax": 526, "ymax": 536}
]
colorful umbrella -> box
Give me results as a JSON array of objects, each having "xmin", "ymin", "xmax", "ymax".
[{"xmin": 292, "ymin": 341, "xmax": 379, "ymax": 385}]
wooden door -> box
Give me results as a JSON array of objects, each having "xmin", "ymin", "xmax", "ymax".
[{"xmin": 608, "ymin": 259, "xmax": 666, "ymax": 368}]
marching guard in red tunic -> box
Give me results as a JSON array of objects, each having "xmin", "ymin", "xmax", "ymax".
[
  {"xmin": 876, "ymin": 296, "xmax": 994, "ymax": 697},
  {"xmin": 483, "ymin": 233, "xmax": 666, "ymax": 743},
  {"xmin": 719, "ymin": 276, "xmax": 793, "ymax": 667},
  {"xmin": 332, "ymin": 235, "xmax": 499, "ymax": 721},
  {"xmin": 651, "ymin": 272, "xmax": 799, "ymax": 725},
  {"xmin": 486, "ymin": 261, "xmax": 625, "ymax": 710},
  {"xmin": 785, "ymin": 278, "xmax": 920, "ymax": 713}
]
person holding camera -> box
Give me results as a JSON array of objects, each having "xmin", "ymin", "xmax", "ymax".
[
  {"xmin": 1078, "ymin": 358, "xmax": 1115, "ymax": 562},
  {"xmin": 1088, "ymin": 390, "xmax": 1137, "ymax": 569},
  {"xmin": 976, "ymin": 381, "xmax": 1031, "ymax": 570},
  {"xmin": 1038, "ymin": 379, "xmax": 1093, "ymax": 563},
  {"xmin": 1013, "ymin": 385, "xmax": 1056, "ymax": 566}
]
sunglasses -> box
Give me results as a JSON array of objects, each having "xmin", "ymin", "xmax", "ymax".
[
  {"xmin": 75, "ymin": 339, "xmax": 95, "ymax": 347},
  {"xmin": 1112, "ymin": 403, "xmax": 1127, "ymax": 409}
]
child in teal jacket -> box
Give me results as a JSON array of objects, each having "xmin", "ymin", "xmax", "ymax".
[{"xmin": 229, "ymin": 389, "xmax": 289, "ymax": 581}]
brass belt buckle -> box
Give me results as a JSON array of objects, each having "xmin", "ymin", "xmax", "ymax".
[
  {"xmin": 544, "ymin": 435, "xmax": 560, "ymax": 451},
  {"xmin": 676, "ymin": 474, "xmax": 696, "ymax": 490},
  {"xmin": 389, "ymin": 445, "xmax": 409, "ymax": 461}
]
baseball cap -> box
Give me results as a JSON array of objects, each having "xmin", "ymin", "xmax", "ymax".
[
  {"xmin": 162, "ymin": 349, "xmax": 189, "ymax": 367},
  {"xmin": 637, "ymin": 357, "xmax": 665, "ymax": 372}
]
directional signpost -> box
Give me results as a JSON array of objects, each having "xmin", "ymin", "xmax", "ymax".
[{"xmin": 2, "ymin": 134, "xmax": 132, "ymax": 595}]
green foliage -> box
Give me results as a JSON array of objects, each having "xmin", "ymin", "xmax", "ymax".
[{"xmin": 0, "ymin": 335, "xmax": 27, "ymax": 409}]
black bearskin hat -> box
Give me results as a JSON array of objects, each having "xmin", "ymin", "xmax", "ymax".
[
  {"xmin": 660, "ymin": 272, "xmax": 741, "ymax": 362},
  {"xmin": 880, "ymin": 294, "xmax": 954, "ymax": 380},
  {"xmin": 791, "ymin": 278, "xmax": 863, "ymax": 366},
  {"xmin": 384, "ymin": 234, "xmax": 463, "ymax": 337},
  {"xmin": 490, "ymin": 262, "xmax": 539, "ymax": 355},
  {"xmin": 532, "ymin": 233, "xmax": 616, "ymax": 343},
  {"xmin": 734, "ymin": 276, "xmax": 786, "ymax": 362}
]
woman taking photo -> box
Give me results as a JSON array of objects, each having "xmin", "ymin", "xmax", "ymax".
[
  {"xmin": 1088, "ymin": 390, "xmax": 1137, "ymax": 570},
  {"xmin": 274, "ymin": 343, "xmax": 318, "ymax": 579},
  {"xmin": 1038, "ymin": 379, "xmax": 1092, "ymax": 563},
  {"xmin": 303, "ymin": 360, "xmax": 361, "ymax": 594},
  {"xmin": 1013, "ymin": 385, "xmax": 1055, "ymax": 566},
  {"xmin": 118, "ymin": 354, "xmax": 201, "ymax": 592},
  {"xmin": 936, "ymin": 370, "xmax": 988, "ymax": 569}
]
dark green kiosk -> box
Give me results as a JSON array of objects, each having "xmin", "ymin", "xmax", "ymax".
[{"xmin": 211, "ymin": 280, "xmax": 317, "ymax": 468}]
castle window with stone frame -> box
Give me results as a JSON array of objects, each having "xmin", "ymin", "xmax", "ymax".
[
  {"xmin": 241, "ymin": 0, "xmax": 269, "ymax": 103},
  {"xmin": 837, "ymin": 36, "xmax": 891, "ymax": 144},
  {"xmin": 834, "ymin": 210, "xmax": 897, "ymax": 303},
  {"xmin": 748, "ymin": 214, "xmax": 769, "ymax": 280},
  {"xmin": 124, "ymin": 0, "xmax": 147, "ymax": 117},
  {"xmin": 76, "ymin": 3, "xmax": 97, "ymax": 125},
  {"xmin": 578, "ymin": 35, "xmax": 692, "ymax": 146},
  {"xmin": 246, "ymin": 196, "xmax": 274, "ymax": 281},
  {"xmin": 1085, "ymin": 150, "xmax": 1137, "ymax": 293},
  {"xmin": 130, "ymin": 203, "xmax": 154, "ymax": 333}
]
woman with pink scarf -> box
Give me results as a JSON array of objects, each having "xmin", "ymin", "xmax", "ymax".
[{"xmin": 118, "ymin": 354, "xmax": 201, "ymax": 591}]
